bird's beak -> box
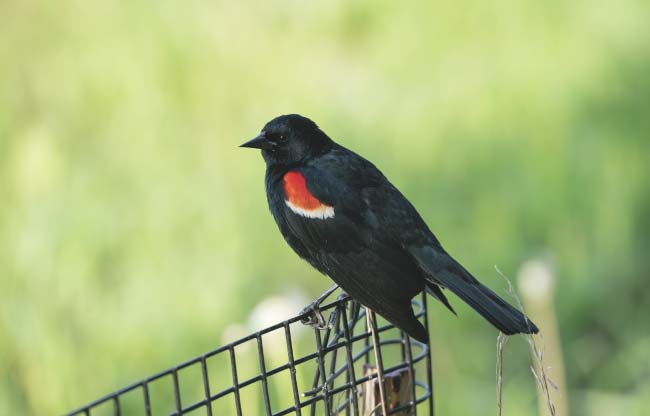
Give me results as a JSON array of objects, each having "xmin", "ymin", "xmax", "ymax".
[{"xmin": 240, "ymin": 132, "xmax": 275, "ymax": 150}]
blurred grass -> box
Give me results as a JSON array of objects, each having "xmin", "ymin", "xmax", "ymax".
[{"xmin": 1, "ymin": 0, "xmax": 649, "ymax": 414}]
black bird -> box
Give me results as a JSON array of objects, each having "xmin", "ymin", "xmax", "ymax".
[{"xmin": 241, "ymin": 114, "xmax": 538, "ymax": 343}]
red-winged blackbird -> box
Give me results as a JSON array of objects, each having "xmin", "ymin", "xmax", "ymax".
[{"xmin": 241, "ymin": 114, "xmax": 538, "ymax": 343}]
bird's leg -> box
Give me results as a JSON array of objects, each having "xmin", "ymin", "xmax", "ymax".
[{"xmin": 300, "ymin": 284, "xmax": 339, "ymax": 329}]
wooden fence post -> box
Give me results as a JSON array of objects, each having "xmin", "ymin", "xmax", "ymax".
[{"xmin": 361, "ymin": 365, "xmax": 413, "ymax": 415}]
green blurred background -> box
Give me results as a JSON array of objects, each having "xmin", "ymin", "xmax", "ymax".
[{"xmin": 1, "ymin": 1, "xmax": 649, "ymax": 415}]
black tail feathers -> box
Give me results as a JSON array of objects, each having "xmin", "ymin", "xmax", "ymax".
[
  {"xmin": 409, "ymin": 245, "xmax": 539, "ymax": 335},
  {"xmin": 431, "ymin": 269, "xmax": 539, "ymax": 335}
]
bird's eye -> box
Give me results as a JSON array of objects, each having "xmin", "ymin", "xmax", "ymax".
[{"xmin": 278, "ymin": 134, "xmax": 287, "ymax": 143}]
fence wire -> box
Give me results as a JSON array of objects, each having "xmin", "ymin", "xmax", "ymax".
[{"xmin": 67, "ymin": 292, "xmax": 434, "ymax": 415}]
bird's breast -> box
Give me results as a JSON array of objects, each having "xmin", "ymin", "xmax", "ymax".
[{"xmin": 283, "ymin": 171, "xmax": 334, "ymax": 220}]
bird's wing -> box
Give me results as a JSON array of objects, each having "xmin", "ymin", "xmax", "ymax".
[
  {"xmin": 292, "ymin": 147, "xmax": 426, "ymax": 294},
  {"xmin": 357, "ymin": 174, "xmax": 538, "ymax": 333},
  {"xmin": 300, "ymin": 148, "xmax": 538, "ymax": 334}
]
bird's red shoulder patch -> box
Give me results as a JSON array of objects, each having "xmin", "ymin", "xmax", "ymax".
[{"xmin": 283, "ymin": 171, "xmax": 335, "ymax": 219}]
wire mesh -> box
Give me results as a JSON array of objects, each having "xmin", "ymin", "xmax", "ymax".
[{"xmin": 66, "ymin": 292, "xmax": 434, "ymax": 415}]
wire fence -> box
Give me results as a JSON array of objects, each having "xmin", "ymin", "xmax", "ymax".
[{"xmin": 66, "ymin": 292, "xmax": 434, "ymax": 415}]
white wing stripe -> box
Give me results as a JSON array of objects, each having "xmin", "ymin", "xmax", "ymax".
[{"xmin": 285, "ymin": 200, "xmax": 335, "ymax": 219}]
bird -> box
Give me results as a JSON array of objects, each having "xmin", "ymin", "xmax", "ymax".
[{"xmin": 240, "ymin": 114, "xmax": 539, "ymax": 343}]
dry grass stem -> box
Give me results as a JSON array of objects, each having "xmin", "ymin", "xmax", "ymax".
[
  {"xmin": 495, "ymin": 266, "xmax": 557, "ymax": 416},
  {"xmin": 366, "ymin": 309, "xmax": 389, "ymax": 416},
  {"xmin": 496, "ymin": 332, "xmax": 507, "ymax": 416}
]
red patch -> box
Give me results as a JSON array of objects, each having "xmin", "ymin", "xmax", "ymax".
[{"xmin": 283, "ymin": 171, "xmax": 326, "ymax": 210}]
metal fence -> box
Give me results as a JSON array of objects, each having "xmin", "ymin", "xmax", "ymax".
[{"xmin": 66, "ymin": 292, "xmax": 434, "ymax": 415}]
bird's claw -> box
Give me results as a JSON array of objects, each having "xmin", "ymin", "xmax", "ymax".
[{"xmin": 300, "ymin": 303, "xmax": 329, "ymax": 330}]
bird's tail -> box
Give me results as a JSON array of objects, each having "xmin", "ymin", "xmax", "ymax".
[
  {"xmin": 411, "ymin": 246, "xmax": 538, "ymax": 335},
  {"xmin": 430, "ymin": 267, "xmax": 538, "ymax": 335}
]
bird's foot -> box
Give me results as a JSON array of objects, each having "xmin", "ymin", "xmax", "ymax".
[
  {"xmin": 299, "ymin": 284, "xmax": 341, "ymax": 330},
  {"xmin": 300, "ymin": 302, "xmax": 329, "ymax": 330}
]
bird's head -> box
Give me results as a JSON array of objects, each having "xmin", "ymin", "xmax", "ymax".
[{"xmin": 240, "ymin": 114, "xmax": 333, "ymax": 166}]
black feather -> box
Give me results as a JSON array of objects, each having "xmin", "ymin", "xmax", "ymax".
[{"xmin": 425, "ymin": 282, "xmax": 457, "ymax": 315}]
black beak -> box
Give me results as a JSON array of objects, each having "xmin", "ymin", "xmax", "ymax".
[{"xmin": 240, "ymin": 132, "xmax": 275, "ymax": 150}]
